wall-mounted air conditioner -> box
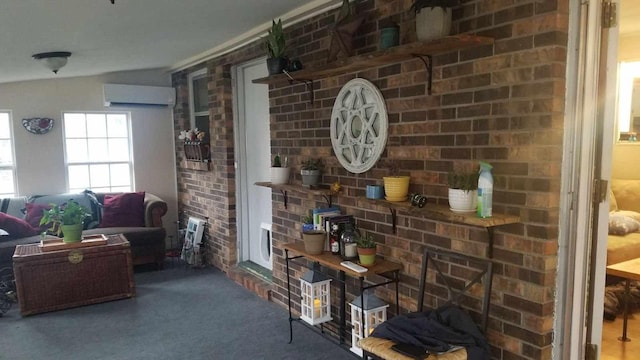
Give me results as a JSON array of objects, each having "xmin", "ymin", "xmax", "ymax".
[{"xmin": 103, "ymin": 84, "xmax": 176, "ymax": 108}]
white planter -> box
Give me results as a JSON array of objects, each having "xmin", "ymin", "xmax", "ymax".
[
  {"xmin": 448, "ymin": 188, "xmax": 477, "ymax": 213},
  {"xmin": 415, "ymin": 7, "xmax": 452, "ymax": 42},
  {"xmin": 270, "ymin": 167, "xmax": 290, "ymax": 185}
]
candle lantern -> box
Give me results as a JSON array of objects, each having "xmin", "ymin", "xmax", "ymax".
[
  {"xmin": 300, "ymin": 268, "xmax": 332, "ymax": 325},
  {"xmin": 350, "ymin": 290, "xmax": 388, "ymax": 356}
]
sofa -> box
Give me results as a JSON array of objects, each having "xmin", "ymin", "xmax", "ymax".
[
  {"xmin": 0, "ymin": 191, "xmax": 167, "ymax": 271},
  {"xmin": 607, "ymin": 179, "xmax": 640, "ymax": 265}
]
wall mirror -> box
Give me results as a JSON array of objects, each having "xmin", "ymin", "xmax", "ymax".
[
  {"xmin": 617, "ymin": 62, "xmax": 640, "ymax": 142},
  {"xmin": 330, "ymin": 78, "xmax": 388, "ymax": 174}
]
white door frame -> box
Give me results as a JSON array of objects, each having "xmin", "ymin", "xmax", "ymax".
[
  {"xmin": 232, "ymin": 56, "xmax": 273, "ymax": 269},
  {"xmin": 555, "ymin": 0, "xmax": 617, "ymax": 358}
]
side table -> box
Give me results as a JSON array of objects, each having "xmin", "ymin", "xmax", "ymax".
[{"xmin": 283, "ymin": 242, "xmax": 401, "ymax": 352}]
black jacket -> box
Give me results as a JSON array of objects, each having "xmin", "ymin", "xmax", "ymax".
[{"xmin": 370, "ymin": 305, "xmax": 490, "ymax": 360}]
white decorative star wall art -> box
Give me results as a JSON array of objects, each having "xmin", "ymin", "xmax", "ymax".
[{"xmin": 330, "ymin": 78, "xmax": 388, "ymax": 174}]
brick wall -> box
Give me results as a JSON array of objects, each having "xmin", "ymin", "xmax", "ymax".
[{"xmin": 172, "ymin": 0, "xmax": 567, "ymax": 358}]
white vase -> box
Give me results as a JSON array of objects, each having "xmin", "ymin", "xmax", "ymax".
[
  {"xmin": 415, "ymin": 7, "xmax": 452, "ymax": 42},
  {"xmin": 270, "ymin": 167, "xmax": 290, "ymax": 185},
  {"xmin": 448, "ymin": 188, "xmax": 477, "ymax": 213}
]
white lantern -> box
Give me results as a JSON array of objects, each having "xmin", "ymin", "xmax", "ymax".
[
  {"xmin": 300, "ymin": 268, "xmax": 332, "ymax": 325},
  {"xmin": 350, "ymin": 290, "xmax": 388, "ymax": 356}
]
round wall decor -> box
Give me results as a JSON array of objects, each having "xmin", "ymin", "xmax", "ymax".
[
  {"xmin": 330, "ymin": 78, "xmax": 388, "ymax": 174},
  {"xmin": 22, "ymin": 117, "xmax": 54, "ymax": 134}
]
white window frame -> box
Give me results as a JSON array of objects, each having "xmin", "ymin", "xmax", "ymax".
[
  {"xmin": 62, "ymin": 111, "xmax": 134, "ymax": 193},
  {"xmin": 188, "ymin": 68, "xmax": 208, "ymax": 130},
  {"xmin": 0, "ymin": 110, "xmax": 17, "ymax": 197}
]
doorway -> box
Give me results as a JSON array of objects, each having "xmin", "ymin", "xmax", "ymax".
[{"xmin": 233, "ymin": 57, "xmax": 273, "ymax": 270}]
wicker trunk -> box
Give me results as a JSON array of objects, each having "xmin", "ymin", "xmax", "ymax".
[{"xmin": 13, "ymin": 234, "xmax": 135, "ymax": 316}]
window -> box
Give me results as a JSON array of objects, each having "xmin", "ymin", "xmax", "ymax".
[
  {"xmin": 188, "ymin": 68, "xmax": 210, "ymax": 144},
  {"xmin": 0, "ymin": 112, "xmax": 16, "ymax": 197},
  {"xmin": 63, "ymin": 112, "xmax": 133, "ymax": 193}
]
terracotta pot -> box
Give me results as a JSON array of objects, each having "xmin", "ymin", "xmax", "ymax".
[{"xmin": 357, "ymin": 246, "xmax": 376, "ymax": 266}]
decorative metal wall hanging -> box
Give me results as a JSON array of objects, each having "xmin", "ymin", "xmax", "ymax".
[
  {"xmin": 330, "ymin": 78, "xmax": 388, "ymax": 174},
  {"xmin": 22, "ymin": 117, "xmax": 54, "ymax": 134}
]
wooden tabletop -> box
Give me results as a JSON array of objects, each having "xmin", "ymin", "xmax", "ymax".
[
  {"xmin": 282, "ymin": 242, "xmax": 402, "ymax": 278},
  {"xmin": 606, "ymin": 257, "xmax": 640, "ymax": 281}
]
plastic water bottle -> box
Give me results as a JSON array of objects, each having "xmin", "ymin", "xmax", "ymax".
[{"xmin": 477, "ymin": 161, "xmax": 493, "ymax": 218}]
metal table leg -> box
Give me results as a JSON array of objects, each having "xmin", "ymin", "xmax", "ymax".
[
  {"xmin": 619, "ymin": 279, "xmax": 631, "ymax": 342},
  {"xmin": 286, "ymin": 249, "xmax": 294, "ymax": 344}
]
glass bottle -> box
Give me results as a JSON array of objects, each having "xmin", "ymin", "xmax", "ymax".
[
  {"xmin": 340, "ymin": 223, "xmax": 358, "ymax": 260},
  {"xmin": 330, "ymin": 224, "xmax": 340, "ymax": 255}
]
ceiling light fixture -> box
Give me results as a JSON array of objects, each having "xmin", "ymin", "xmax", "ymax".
[{"xmin": 32, "ymin": 52, "xmax": 72, "ymax": 74}]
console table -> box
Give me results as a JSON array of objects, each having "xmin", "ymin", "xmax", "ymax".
[{"xmin": 283, "ymin": 242, "xmax": 401, "ymax": 353}]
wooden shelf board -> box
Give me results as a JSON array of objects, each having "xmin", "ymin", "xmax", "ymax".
[
  {"xmin": 255, "ymin": 181, "xmax": 335, "ymax": 197},
  {"xmin": 282, "ymin": 241, "xmax": 402, "ymax": 278},
  {"xmin": 361, "ymin": 198, "xmax": 519, "ymax": 228},
  {"xmin": 252, "ymin": 34, "xmax": 494, "ymax": 85}
]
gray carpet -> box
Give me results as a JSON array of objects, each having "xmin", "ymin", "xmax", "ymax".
[{"xmin": 0, "ymin": 263, "xmax": 355, "ymax": 360}]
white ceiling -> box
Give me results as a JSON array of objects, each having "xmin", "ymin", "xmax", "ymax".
[{"xmin": 0, "ymin": 0, "xmax": 335, "ymax": 84}]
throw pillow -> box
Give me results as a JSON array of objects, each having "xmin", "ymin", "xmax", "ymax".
[
  {"xmin": 0, "ymin": 212, "xmax": 38, "ymax": 238},
  {"xmin": 24, "ymin": 203, "xmax": 52, "ymax": 231},
  {"xmin": 609, "ymin": 212, "xmax": 640, "ymax": 235},
  {"xmin": 99, "ymin": 192, "xmax": 145, "ymax": 228}
]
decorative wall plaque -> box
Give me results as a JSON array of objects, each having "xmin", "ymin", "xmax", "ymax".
[
  {"xmin": 22, "ymin": 117, "xmax": 54, "ymax": 134},
  {"xmin": 330, "ymin": 78, "xmax": 388, "ymax": 174}
]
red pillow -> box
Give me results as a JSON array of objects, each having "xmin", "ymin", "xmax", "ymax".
[
  {"xmin": 25, "ymin": 203, "xmax": 52, "ymax": 231},
  {"xmin": 0, "ymin": 212, "xmax": 38, "ymax": 238},
  {"xmin": 99, "ymin": 192, "xmax": 145, "ymax": 228}
]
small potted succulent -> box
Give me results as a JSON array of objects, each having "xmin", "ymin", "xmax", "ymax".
[
  {"xmin": 39, "ymin": 200, "xmax": 91, "ymax": 243},
  {"xmin": 270, "ymin": 154, "xmax": 290, "ymax": 185},
  {"xmin": 356, "ymin": 231, "xmax": 377, "ymax": 266},
  {"xmin": 301, "ymin": 158, "xmax": 323, "ymax": 187},
  {"xmin": 410, "ymin": 0, "xmax": 460, "ymax": 41},
  {"xmin": 447, "ymin": 169, "xmax": 479, "ymax": 213},
  {"xmin": 265, "ymin": 19, "xmax": 287, "ymax": 75},
  {"xmin": 302, "ymin": 212, "xmax": 314, "ymax": 233}
]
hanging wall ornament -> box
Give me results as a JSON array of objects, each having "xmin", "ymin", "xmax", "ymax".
[
  {"xmin": 22, "ymin": 117, "xmax": 54, "ymax": 134},
  {"xmin": 330, "ymin": 78, "xmax": 388, "ymax": 174}
]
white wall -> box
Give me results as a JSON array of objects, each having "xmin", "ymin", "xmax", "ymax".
[{"xmin": 0, "ymin": 68, "xmax": 178, "ymax": 239}]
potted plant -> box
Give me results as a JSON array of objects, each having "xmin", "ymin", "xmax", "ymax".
[
  {"xmin": 447, "ymin": 169, "xmax": 479, "ymax": 213},
  {"xmin": 270, "ymin": 153, "xmax": 290, "ymax": 185},
  {"xmin": 410, "ymin": 0, "xmax": 460, "ymax": 42},
  {"xmin": 301, "ymin": 158, "xmax": 323, "ymax": 187},
  {"xmin": 356, "ymin": 231, "xmax": 377, "ymax": 266},
  {"xmin": 302, "ymin": 229, "xmax": 326, "ymax": 255},
  {"xmin": 265, "ymin": 18, "xmax": 287, "ymax": 75},
  {"xmin": 39, "ymin": 200, "xmax": 90, "ymax": 243},
  {"xmin": 382, "ymin": 162, "xmax": 410, "ymax": 202},
  {"xmin": 302, "ymin": 212, "xmax": 314, "ymax": 232}
]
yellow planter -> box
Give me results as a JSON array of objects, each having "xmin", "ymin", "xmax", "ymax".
[{"xmin": 382, "ymin": 176, "xmax": 410, "ymax": 201}]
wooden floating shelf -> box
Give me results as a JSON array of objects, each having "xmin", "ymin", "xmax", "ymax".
[
  {"xmin": 360, "ymin": 198, "xmax": 520, "ymax": 228},
  {"xmin": 255, "ymin": 182, "xmax": 337, "ymax": 208},
  {"xmin": 252, "ymin": 34, "xmax": 494, "ymax": 85}
]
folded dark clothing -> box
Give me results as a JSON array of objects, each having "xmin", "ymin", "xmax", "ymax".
[{"xmin": 371, "ymin": 304, "xmax": 490, "ymax": 360}]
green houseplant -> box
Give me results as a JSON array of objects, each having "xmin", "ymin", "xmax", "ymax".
[
  {"xmin": 356, "ymin": 232, "xmax": 377, "ymax": 266},
  {"xmin": 447, "ymin": 170, "xmax": 479, "ymax": 213},
  {"xmin": 39, "ymin": 200, "xmax": 90, "ymax": 243},
  {"xmin": 410, "ymin": 0, "xmax": 460, "ymax": 41},
  {"xmin": 301, "ymin": 158, "xmax": 323, "ymax": 187},
  {"xmin": 265, "ymin": 19, "xmax": 287, "ymax": 75}
]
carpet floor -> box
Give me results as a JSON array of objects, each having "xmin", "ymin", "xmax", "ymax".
[{"xmin": 0, "ymin": 263, "xmax": 354, "ymax": 360}]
